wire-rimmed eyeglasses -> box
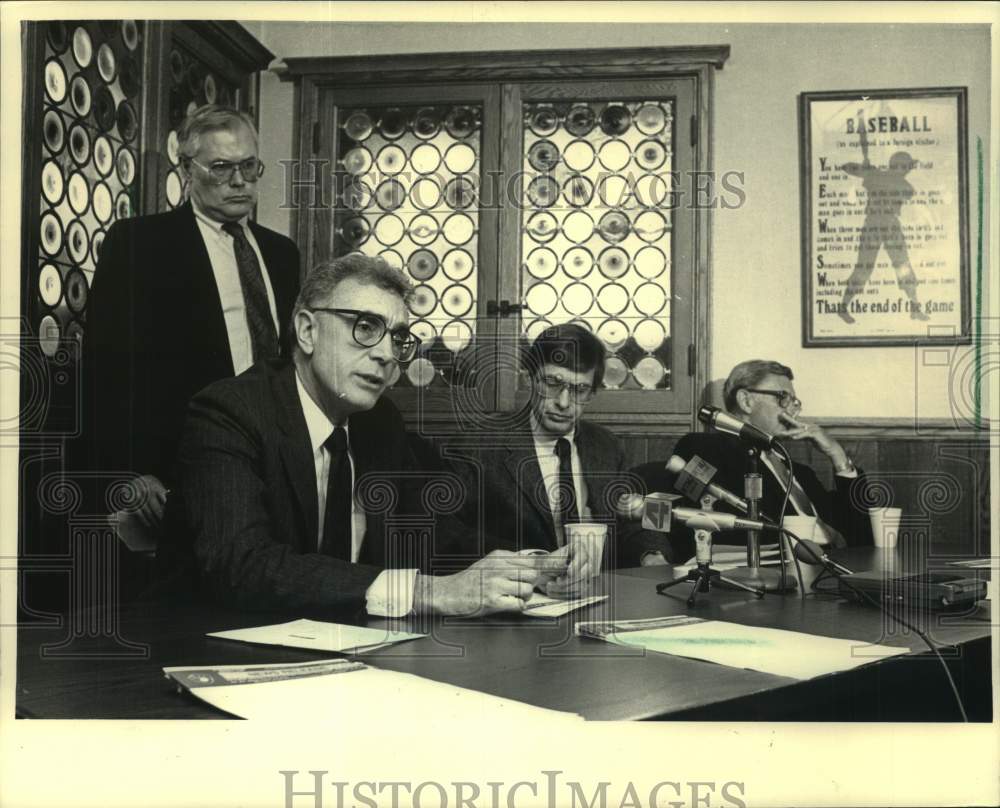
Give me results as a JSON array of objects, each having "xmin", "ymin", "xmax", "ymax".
[{"xmin": 188, "ymin": 157, "xmax": 265, "ymax": 185}]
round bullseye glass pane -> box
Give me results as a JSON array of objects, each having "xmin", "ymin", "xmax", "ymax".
[
  {"xmin": 525, "ymin": 247, "xmax": 557, "ymax": 280},
  {"xmin": 600, "ymin": 104, "xmax": 631, "ymax": 136},
  {"xmin": 634, "ymin": 356, "xmax": 665, "ymax": 389},
  {"xmin": 66, "ymin": 219, "xmax": 89, "ymax": 264},
  {"xmin": 526, "ymin": 211, "xmax": 558, "ymax": 243},
  {"xmin": 565, "ymin": 104, "xmax": 595, "ymax": 137},
  {"xmin": 413, "ymin": 107, "xmax": 441, "ymax": 140},
  {"xmin": 562, "ymin": 210, "xmax": 594, "ymax": 243},
  {"xmin": 343, "ymin": 180, "xmax": 372, "ymax": 211},
  {"xmin": 597, "ymin": 210, "xmax": 630, "ymax": 243},
  {"xmin": 44, "ymin": 59, "xmax": 67, "ymax": 103},
  {"xmin": 378, "ymin": 250, "xmax": 403, "ymax": 271},
  {"xmin": 40, "ymin": 212, "xmax": 63, "ymax": 256},
  {"xmin": 39, "ymin": 263, "xmax": 62, "ymax": 307},
  {"xmin": 563, "ymin": 140, "xmax": 595, "ymax": 172},
  {"xmin": 527, "ymin": 176, "xmax": 559, "ymax": 208},
  {"xmin": 93, "ymin": 181, "xmax": 113, "ymax": 223},
  {"xmin": 603, "ymin": 355, "xmax": 629, "ymax": 388},
  {"xmin": 634, "ymin": 318, "xmax": 666, "ymax": 351},
  {"xmin": 165, "ymin": 171, "xmax": 183, "ymax": 207},
  {"xmin": 97, "ymin": 43, "xmax": 117, "ymax": 83},
  {"xmin": 598, "ymin": 246, "xmax": 629, "ymax": 279},
  {"xmin": 342, "ymin": 147, "xmax": 372, "ymax": 176},
  {"xmin": 410, "ymin": 320, "xmax": 436, "ymax": 344},
  {"xmin": 39, "ymin": 315, "xmax": 61, "ymax": 358},
  {"xmin": 597, "ymin": 319, "xmax": 628, "ymax": 351},
  {"xmin": 444, "ymin": 107, "xmax": 477, "ymax": 139},
  {"xmin": 442, "ymin": 213, "xmax": 474, "ymax": 245},
  {"xmin": 372, "ymin": 214, "xmax": 404, "ymax": 246},
  {"xmin": 93, "ymin": 86, "xmax": 116, "ymax": 133},
  {"xmin": 93, "ymin": 136, "xmax": 113, "ymax": 177},
  {"xmin": 443, "ymin": 249, "xmax": 474, "ymax": 281},
  {"xmin": 527, "ymin": 140, "xmax": 559, "ymax": 172},
  {"xmin": 72, "ymin": 26, "xmax": 93, "ymax": 68},
  {"xmin": 636, "ymin": 140, "xmax": 666, "ymax": 171},
  {"xmin": 410, "ymin": 178, "xmax": 441, "ymax": 210},
  {"xmin": 634, "ymin": 282, "xmax": 668, "ymax": 315},
  {"xmin": 343, "ymin": 111, "xmax": 373, "ymax": 142},
  {"xmin": 91, "ymin": 229, "xmax": 105, "ymax": 263},
  {"xmin": 122, "ymin": 20, "xmax": 140, "ymax": 50},
  {"xmin": 65, "ymin": 267, "xmax": 89, "ymax": 312},
  {"xmin": 375, "ymin": 178, "xmax": 406, "ymax": 211},
  {"xmin": 444, "ymin": 176, "xmax": 475, "ymax": 209},
  {"xmin": 597, "ymin": 282, "xmax": 629, "ymax": 316},
  {"xmin": 562, "ymin": 282, "xmax": 594, "ymax": 316},
  {"xmin": 407, "ymin": 357, "xmax": 436, "ymax": 387},
  {"xmin": 636, "ymin": 104, "xmax": 666, "ymax": 135},
  {"xmin": 634, "ymin": 246, "xmax": 666, "ymax": 278},
  {"xmin": 441, "ymin": 320, "xmax": 472, "ymax": 352},
  {"xmin": 42, "ymin": 161, "xmax": 64, "ymax": 205},
  {"xmin": 444, "ymin": 143, "xmax": 476, "ymax": 173},
  {"xmin": 116, "ymin": 147, "xmax": 136, "ymax": 185},
  {"xmin": 562, "ymin": 175, "xmax": 594, "ymax": 207},
  {"xmin": 634, "ymin": 173, "xmax": 668, "ymax": 207},
  {"xmin": 562, "ymin": 246, "xmax": 593, "ymax": 279},
  {"xmin": 115, "ymin": 191, "xmax": 133, "ymax": 220},
  {"xmin": 203, "ymin": 74, "xmax": 217, "ymax": 104},
  {"xmin": 528, "ymin": 106, "xmax": 559, "ymax": 137},
  {"xmin": 407, "ymin": 249, "xmax": 438, "ymax": 281},
  {"xmin": 634, "ymin": 210, "xmax": 667, "ymax": 243},
  {"xmin": 378, "ymin": 108, "xmax": 407, "ymax": 140},
  {"xmin": 409, "ymin": 284, "xmax": 437, "ymax": 317},
  {"xmin": 376, "ymin": 144, "xmax": 406, "ymax": 175},
  {"xmin": 442, "ymin": 284, "xmax": 473, "ymax": 317},
  {"xmin": 67, "ymin": 171, "xmax": 89, "ymax": 215},
  {"xmin": 410, "ymin": 143, "xmax": 441, "ymax": 175},
  {"xmin": 598, "ymin": 139, "xmax": 630, "ymax": 172},
  {"xmin": 597, "ymin": 175, "xmax": 630, "ymax": 207},
  {"xmin": 525, "ymin": 282, "xmax": 558, "ymax": 316},
  {"xmin": 410, "ymin": 213, "xmax": 440, "ymax": 246},
  {"xmin": 43, "ymin": 109, "xmax": 64, "ymax": 153},
  {"xmin": 524, "ymin": 318, "xmax": 552, "ymax": 342},
  {"xmin": 69, "ymin": 74, "xmax": 91, "ymax": 116}
]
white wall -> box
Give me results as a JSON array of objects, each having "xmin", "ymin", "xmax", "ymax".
[{"xmin": 248, "ymin": 22, "xmax": 992, "ymax": 420}]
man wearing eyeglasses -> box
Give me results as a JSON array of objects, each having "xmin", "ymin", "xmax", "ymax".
[
  {"xmin": 631, "ymin": 359, "xmax": 873, "ymax": 563},
  {"xmin": 172, "ymin": 255, "xmax": 562, "ymax": 615},
  {"xmin": 80, "ymin": 105, "xmax": 300, "ymax": 543},
  {"xmin": 448, "ymin": 323, "xmax": 662, "ymax": 584}
]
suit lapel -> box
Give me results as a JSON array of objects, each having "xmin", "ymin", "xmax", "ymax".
[
  {"xmin": 272, "ymin": 363, "xmax": 319, "ymax": 550},
  {"xmin": 250, "ymin": 222, "xmax": 296, "ymax": 323},
  {"xmin": 504, "ymin": 434, "xmax": 557, "ymax": 549},
  {"xmin": 174, "ymin": 203, "xmax": 234, "ymax": 376},
  {"xmin": 575, "ymin": 422, "xmax": 602, "ymax": 515}
]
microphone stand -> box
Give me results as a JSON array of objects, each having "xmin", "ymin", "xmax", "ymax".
[
  {"xmin": 725, "ymin": 447, "xmax": 796, "ymax": 594},
  {"xmin": 656, "ymin": 494, "xmax": 765, "ymax": 606}
]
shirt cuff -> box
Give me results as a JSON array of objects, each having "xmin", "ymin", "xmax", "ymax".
[
  {"xmin": 835, "ymin": 469, "xmax": 859, "ymax": 479},
  {"xmin": 365, "ymin": 569, "xmax": 418, "ymax": 617}
]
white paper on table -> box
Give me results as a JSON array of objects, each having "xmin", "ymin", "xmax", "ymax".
[
  {"xmin": 164, "ymin": 659, "xmax": 583, "ymax": 723},
  {"xmin": 582, "ymin": 617, "xmax": 908, "ymax": 680},
  {"xmin": 520, "ymin": 593, "xmax": 608, "ymax": 617},
  {"xmin": 207, "ymin": 618, "xmax": 424, "ymax": 654}
]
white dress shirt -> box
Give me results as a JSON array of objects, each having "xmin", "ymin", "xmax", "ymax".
[
  {"xmin": 530, "ymin": 415, "xmax": 592, "ymax": 545},
  {"xmin": 295, "ymin": 371, "xmax": 416, "ymax": 616},
  {"xmin": 192, "ymin": 200, "xmax": 280, "ymax": 374}
]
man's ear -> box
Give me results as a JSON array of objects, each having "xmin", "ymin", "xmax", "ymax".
[
  {"xmin": 293, "ymin": 309, "xmax": 317, "ymax": 356},
  {"xmin": 734, "ymin": 388, "xmax": 753, "ymax": 416}
]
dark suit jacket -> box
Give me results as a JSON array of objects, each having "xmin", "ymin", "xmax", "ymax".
[
  {"xmin": 171, "ymin": 360, "xmax": 469, "ymax": 612},
  {"xmin": 445, "ymin": 422, "xmax": 663, "ymax": 568},
  {"xmin": 79, "ymin": 202, "xmax": 300, "ymax": 489},
  {"xmin": 630, "ymin": 432, "xmax": 875, "ymax": 561}
]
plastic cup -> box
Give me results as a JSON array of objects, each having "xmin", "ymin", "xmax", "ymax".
[
  {"xmin": 869, "ymin": 507, "xmax": 902, "ymax": 548},
  {"xmin": 564, "ymin": 522, "xmax": 607, "ymax": 577}
]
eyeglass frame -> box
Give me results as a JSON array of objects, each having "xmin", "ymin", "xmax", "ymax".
[
  {"xmin": 742, "ymin": 388, "xmax": 802, "ymax": 412},
  {"xmin": 536, "ymin": 373, "xmax": 597, "ymax": 402},
  {"xmin": 308, "ymin": 307, "xmax": 420, "ymax": 361},
  {"xmin": 187, "ymin": 156, "xmax": 265, "ymax": 185}
]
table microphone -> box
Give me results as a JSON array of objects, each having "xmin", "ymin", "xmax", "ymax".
[
  {"xmin": 666, "ymin": 454, "xmax": 748, "ymax": 513},
  {"xmin": 788, "ymin": 536, "xmax": 854, "ymax": 576},
  {"xmin": 698, "ymin": 406, "xmax": 776, "ymax": 451}
]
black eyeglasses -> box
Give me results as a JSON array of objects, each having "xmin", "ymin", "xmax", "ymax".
[
  {"xmin": 539, "ymin": 374, "xmax": 596, "ymax": 402},
  {"xmin": 744, "ymin": 388, "xmax": 802, "ymax": 412},
  {"xmin": 310, "ymin": 308, "xmax": 420, "ymax": 361},
  {"xmin": 188, "ymin": 157, "xmax": 265, "ymax": 185}
]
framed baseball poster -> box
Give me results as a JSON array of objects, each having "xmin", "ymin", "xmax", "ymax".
[{"xmin": 799, "ymin": 87, "xmax": 970, "ymax": 346}]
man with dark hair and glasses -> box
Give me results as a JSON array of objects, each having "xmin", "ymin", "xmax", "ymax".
[
  {"xmin": 631, "ymin": 359, "xmax": 873, "ymax": 563},
  {"xmin": 79, "ymin": 105, "xmax": 300, "ymax": 545},
  {"xmin": 172, "ymin": 255, "xmax": 563, "ymax": 615},
  {"xmin": 449, "ymin": 323, "xmax": 663, "ymax": 583}
]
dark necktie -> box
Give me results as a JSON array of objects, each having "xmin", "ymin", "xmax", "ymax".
[
  {"xmin": 768, "ymin": 452, "xmax": 816, "ymax": 516},
  {"xmin": 555, "ymin": 437, "xmax": 579, "ymax": 539},
  {"xmin": 320, "ymin": 427, "xmax": 352, "ymax": 560},
  {"xmin": 221, "ymin": 221, "xmax": 278, "ymax": 362}
]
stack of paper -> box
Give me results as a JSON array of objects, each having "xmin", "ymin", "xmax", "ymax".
[
  {"xmin": 576, "ymin": 615, "xmax": 908, "ymax": 680},
  {"xmin": 207, "ymin": 619, "xmax": 424, "ymax": 654},
  {"xmin": 521, "ymin": 593, "xmax": 608, "ymax": 617},
  {"xmin": 164, "ymin": 659, "xmax": 584, "ymax": 722}
]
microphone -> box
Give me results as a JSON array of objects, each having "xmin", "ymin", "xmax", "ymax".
[
  {"xmin": 666, "ymin": 454, "xmax": 748, "ymax": 513},
  {"xmin": 674, "ymin": 506, "xmax": 776, "ymax": 533},
  {"xmin": 617, "ymin": 493, "xmax": 779, "ymax": 534},
  {"xmin": 698, "ymin": 406, "xmax": 776, "ymax": 451},
  {"xmin": 789, "ymin": 536, "xmax": 854, "ymax": 576}
]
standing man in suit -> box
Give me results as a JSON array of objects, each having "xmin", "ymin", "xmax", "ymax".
[
  {"xmin": 80, "ymin": 105, "xmax": 300, "ymax": 532},
  {"xmin": 448, "ymin": 324, "xmax": 662, "ymax": 578},
  {"xmin": 175, "ymin": 255, "xmax": 561, "ymax": 615},
  {"xmin": 631, "ymin": 359, "xmax": 874, "ymax": 563}
]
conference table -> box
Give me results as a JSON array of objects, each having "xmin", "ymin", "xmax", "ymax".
[{"xmin": 15, "ymin": 548, "xmax": 993, "ymax": 721}]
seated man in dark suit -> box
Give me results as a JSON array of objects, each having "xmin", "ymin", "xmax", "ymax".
[
  {"xmin": 632, "ymin": 359, "xmax": 874, "ymax": 563},
  {"xmin": 447, "ymin": 324, "xmax": 663, "ymax": 579},
  {"xmin": 174, "ymin": 255, "xmax": 562, "ymax": 615}
]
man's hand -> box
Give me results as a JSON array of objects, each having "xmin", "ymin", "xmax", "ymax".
[
  {"xmin": 777, "ymin": 413, "xmax": 849, "ymax": 468},
  {"xmin": 414, "ymin": 550, "xmax": 568, "ymax": 617},
  {"xmin": 538, "ymin": 536, "xmax": 603, "ymax": 598},
  {"xmin": 129, "ymin": 474, "xmax": 168, "ymax": 530}
]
